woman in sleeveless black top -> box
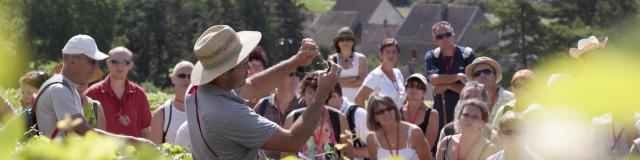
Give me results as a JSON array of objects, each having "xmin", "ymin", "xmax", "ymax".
[{"xmin": 402, "ymin": 74, "xmax": 440, "ymax": 154}]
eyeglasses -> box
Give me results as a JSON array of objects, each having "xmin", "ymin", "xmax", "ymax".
[
  {"xmin": 176, "ymin": 73, "xmax": 190, "ymax": 79},
  {"xmin": 109, "ymin": 59, "xmax": 131, "ymax": 65},
  {"xmin": 435, "ymin": 32, "xmax": 453, "ymax": 40},
  {"xmin": 374, "ymin": 107, "xmax": 395, "ymax": 115},
  {"xmin": 473, "ymin": 68, "xmax": 494, "ymax": 77},
  {"xmin": 337, "ymin": 37, "xmax": 353, "ymax": 42},
  {"xmin": 501, "ymin": 129, "xmax": 521, "ymax": 136},
  {"xmin": 405, "ymin": 83, "xmax": 426, "ymax": 90},
  {"xmin": 305, "ymin": 76, "xmax": 317, "ymax": 82},
  {"xmin": 30, "ymin": 71, "xmax": 48, "ymax": 78}
]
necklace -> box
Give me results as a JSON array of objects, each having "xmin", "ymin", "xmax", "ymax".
[
  {"xmin": 382, "ymin": 122, "xmax": 400, "ymax": 157},
  {"xmin": 405, "ymin": 105, "xmax": 422, "ymax": 124}
]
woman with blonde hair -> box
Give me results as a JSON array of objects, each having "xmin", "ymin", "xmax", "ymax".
[
  {"xmin": 366, "ymin": 93, "xmax": 432, "ymax": 160},
  {"xmin": 436, "ymin": 99, "xmax": 498, "ymax": 160}
]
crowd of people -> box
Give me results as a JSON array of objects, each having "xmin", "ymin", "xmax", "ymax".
[{"xmin": 0, "ymin": 20, "xmax": 639, "ymax": 160}]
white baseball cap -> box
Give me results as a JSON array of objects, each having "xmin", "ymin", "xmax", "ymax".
[{"xmin": 62, "ymin": 34, "xmax": 109, "ymax": 60}]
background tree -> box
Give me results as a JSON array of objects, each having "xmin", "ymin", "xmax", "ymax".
[
  {"xmin": 23, "ymin": 0, "xmax": 122, "ymax": 64},
  {"xmin": 480, "ymin": 0, "xmax": 550, "ymax": 68}
]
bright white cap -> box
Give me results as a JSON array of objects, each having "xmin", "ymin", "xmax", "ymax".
[{"xmin": 62, "ymin": 34, "xmax": 108, "ymax": 60}]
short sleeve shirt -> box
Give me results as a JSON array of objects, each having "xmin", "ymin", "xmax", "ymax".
[
  {"xmin": 254, "ymin": 94, "xmax": 306, "ymax": 126},
  {"xmin": 82, "ymin": 98, "xmax": 102, "ymax": 128},
  {"xmin": 85, "ymin": 75, "xmax": 152, "ymax": 137},
  {"xmin": 362, "ymin": 66, "xmax": 405, "ymax": 108},
  {"xmin": 35, "ymin": 74, "xmax": 83, "ymax": 137},
  {"xmin": 185, "ymin": 84, "xmax": 278, "ymax": 160},
  {"xmin": 174, "ymin": 121, "xmax": 191, "ymax": 148},
  {"xmin": 338, "ymin": 98, "xmax": 369, "ymax": 145}
]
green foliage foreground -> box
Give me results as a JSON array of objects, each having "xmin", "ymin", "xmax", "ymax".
[{"xmin": 0, "ymin": 113, "xmax": 191, "ymax": 160}]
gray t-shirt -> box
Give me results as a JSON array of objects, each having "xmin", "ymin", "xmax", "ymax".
[
  {"xmin": 35, "ymin": 74, "xmax": 83, "ymax": 137},
  {"xmin": 185, "ymin": 84, "xmax": 278, "ymax": 160}
]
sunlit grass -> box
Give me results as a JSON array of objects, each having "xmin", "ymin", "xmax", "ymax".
[
  {"xmin": 397, "ymin": 6, "xmax": 411, "ymax": 18},
  {"xmin": 297, "ymin": 0, "xmax": 335, "ymax": 13}
]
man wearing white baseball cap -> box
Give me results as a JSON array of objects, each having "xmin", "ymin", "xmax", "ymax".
[
  {"xmin": 33, "ymin": 34, "xmax": 150, "ymax": 144},
  {"xmin": 184, "ymin": 25, "xmax": 341, "ymax": 159}
]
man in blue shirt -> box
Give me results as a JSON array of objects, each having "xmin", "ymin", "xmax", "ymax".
[{"xmin": 424, "ymin": 21, "xmax": 477, "ymax": 130}]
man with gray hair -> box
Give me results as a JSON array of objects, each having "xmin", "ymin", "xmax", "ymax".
[
  {"xmin": 149, "ymin": 61, "xmax": 194, "ymax": 145},
  {"xmin": 86, "ymin": 46, "xmax": 152, "ymax": 138},
  {"xmin": 34, "ymin": 34, "xmax": 149, "ymax": 144}
]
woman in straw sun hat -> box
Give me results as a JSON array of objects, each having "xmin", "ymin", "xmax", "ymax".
[
  {"xmin": 184, "ymin": 25, "xmax": 342, "ymax": 160},
  {"xmin": 329, "ymin": 27, "xmax": 368, "ymax": 104}
]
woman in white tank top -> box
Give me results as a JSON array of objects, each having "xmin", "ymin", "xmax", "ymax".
[
  {"xmin": 365, "ymin": 94, "xmax": 433, "ymax": 160},
  {"xmin": 331, "ymin": 27, "xmax": 367, "ymax": 104}
]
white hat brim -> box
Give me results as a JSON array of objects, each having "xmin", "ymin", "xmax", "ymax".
[
  {"xmin": 191, "ymin": 31, "xmax": 262, "ymax": 86},
  {"xmin": 88, "ymin": 51, "xmax": 109, "ymax": 60}
]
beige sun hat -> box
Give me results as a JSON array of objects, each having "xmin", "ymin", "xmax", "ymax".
[
  {"xmin": 406, "ymin": 73, "xmax": 428, "ymax": 86},
  {"xmin": 569, "ymin": 36, "xmax": 608, "ymax": 59},
  {"xmin": 465, "ymin": 57, "xmax": 503, "ymax": 84},
  {"xmin": 191, "ymin": 25, "xmax": 262, "ymax": 86},
  {"xmin": 333, "ymin": 27, "xmax": 359, "ymax": 45}
]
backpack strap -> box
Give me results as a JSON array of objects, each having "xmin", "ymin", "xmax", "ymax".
[
  {"xmin": 256, "ymin": 97, "xmax": 270, "ymax": 116},
  {"xmin": 346, "ymin": 105, "xmax": 365, "ymax": 147},
  {"xmin": 31, "ymin": 75, "xmax": 73, "ymax": 138},
  {"xmin": 419, "ymin": 108, "xmax": 432, "ymax": 132},
  {"xmin": 328, "ymin": 109, "xmax": 342, "ymax": 158},
  {"xmin": 190, "ymin": 86, "xmax": 220, "ymax": 158},
  {"xmin": 162, "ymin": 99, "xmax": 173, "ymax": 143},
  {"xmin": 292, "ymin": 109, "xmax": 302, "ymax": 122},
  {"xmin": 328, "ymin": 110, "xmax": 341, "ymax": 143},
  {"xmin": 443, "ymin": 135, "xmax": 453, "ymax": 159},
  {"xmin": 91, "ymin": 101, "xmax": 98, "ymax": 128}
]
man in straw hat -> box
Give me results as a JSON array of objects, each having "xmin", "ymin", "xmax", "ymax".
[
  {"xmin": 569, "ymin": 35, "xmax": 607, "ymax": 59},
  {"xmin": 34, "ymin": 34, "xmax": 150, "ymax": 144},
  {"xmin": 464, "ymin": 56, "xmax": 514, "ymax": 126},
  {"xmin": 185, "ymin": 25, "xmax": 341, "ymax": 159}
]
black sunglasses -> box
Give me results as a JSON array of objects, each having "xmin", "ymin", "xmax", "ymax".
[
  {"xmin": 435, "ymin": 32, "xmax": 453, "ymax": 40},
  {"xmin": 109, "ymin": 59, "xmax": 131, "ymax": 65},
  {"xmin": 374, "ymin": 107, "xmax": 395, "ymax": 115},
  {"xmin": 176, "ymin": 73, "xmax": 190, "ymax": 79},
  {"xmin": 473, "ymin": 68, "xmax": 494, "ymax": 77}
]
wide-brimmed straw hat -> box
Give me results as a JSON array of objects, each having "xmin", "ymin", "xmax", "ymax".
[
  {"xmin": 332, "ymin": 27, "xmax": 359, "ymax": 45},
  {"xmin": 569, "ymin": 36, "xmax": 608, "ymax": 59},
  {"xmin": 53, "ymin": 64, "xmax": 103, "ymax": 82},
  {"xmin": 465, "ymin": 57, "xmax": 503, "ymax": 84},
  {"xmin": 191, "ymin": 25, "xmax": 262, "ymax": 86}
]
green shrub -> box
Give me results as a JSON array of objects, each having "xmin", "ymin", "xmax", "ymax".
[{"xmin": 147, "ymin": 91, "xmax": 172, "ymax": 112}]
